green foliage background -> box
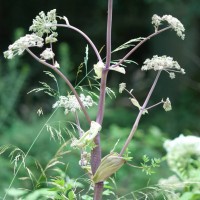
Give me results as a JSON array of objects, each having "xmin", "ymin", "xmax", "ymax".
[{"xmin": 0, "ymin": 0, "xmax": 200, "ymax": 198}]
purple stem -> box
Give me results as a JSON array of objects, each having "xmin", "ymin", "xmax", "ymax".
[
  {"xmin": 91, "ymin": 1, "xmax": 113, "ymax": 199},
  {"xmin": 56, "ymin": 24, "xmax": 102, "ymax": 62}
]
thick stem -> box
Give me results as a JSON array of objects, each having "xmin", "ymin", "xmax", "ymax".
[
  {"xmin": 92, "ymin": 1, "xmax": 113, "ymax": 199},
  {"xmin": 94, "ymin": 182, "xmax": 104, "ymax": 200},
  {"xmin": 112, "ymin": 27, "xmax": 170, "ymax": 68},
  {"xmin": 56, "ymin": 24, "xmax": 102, "ymax": 62},
  {"xmin": 26, "ymin": 48, "xmax": 91, "ymax": 124},
  {"xmin": 96, "ymin": 70, "xmax": 109, "ymax": 125},
  {"xmin": 120, "ymin": 71, "xmax": 161, "ymax": 156}
]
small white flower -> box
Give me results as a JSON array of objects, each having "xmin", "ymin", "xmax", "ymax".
[
  {"xmin": 94, "ymin": 61, "xmax": 105, "ymax": 79},
  {"xmin": 4, "ymin": 34, "xmax": 44, "ymax": 59},
  {"xmin": 169, "ymin": 72, "xmax": 175, "ymax": 79},
  {"xmin": 152, "ymin": 14, "xmax": 185, "ymax": 40},
  {"xmin": 29, "ymin": 9, "xmax": 57, "ymax": 37},
  {"xmin": 152, "ymin": 14, "xmax": 162, "ymax": 31},
  {"xmin": 119, "ymin": 83, "xmax": 126, "ymax": 93},
  {"xmin": 40, "ymin": 48, "xmax": 55, "ymax": 60},
  {"xmin": 141, "ymin": 55, "xmax": 185, "ymax": 78},
  {"xmin": 163, "ymin": 98, "xmax": 172, "ymax": 111},
  {"xmin": 52, "ymin": 94, "xmax": 96, "ymax": 114}
]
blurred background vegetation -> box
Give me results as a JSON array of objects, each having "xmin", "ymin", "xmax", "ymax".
[{"xmin": 0, "ymin": 0, "xmax": 200, "ymax": 198}]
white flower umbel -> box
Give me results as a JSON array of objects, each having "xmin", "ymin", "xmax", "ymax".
[
  {"xmin": 71, "ymin": 121, "xmax": 102, "ymax": 148},
  {"xmin": 29, "ymin": 9, "xmax": 57, "ymax": 38},
  {"xmin": 4, "ymin": 34, "xmax": 44, "ymax": 59},
  {"xmin": 152, "ymin": 14, "xmax": 185, "ymax": 40},
  {"xmin": 40, "ymin": 48, "xmax": 55, "ymax": 60},
  {"xmin": 162, "ymin": 15, "xmax": 185, "ymax": 40},
  {"xmin": 164, "ymin": 135, "xmax": 200, "ymax": 180},
  {"xmin": 141, "ymin": 55, "xmax": 185, "ymax": 78},
  {"xmin": 52, "ymin": 94, "xmax": 96, "ymax": 115},
  {"xmin": 152, "ymin": 14, "xmax": 162, "ymax": 31}
]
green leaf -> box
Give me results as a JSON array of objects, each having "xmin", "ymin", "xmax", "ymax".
[{"xmin": 68, "ymin": 190, "xmax": 76, "ymax": 200}]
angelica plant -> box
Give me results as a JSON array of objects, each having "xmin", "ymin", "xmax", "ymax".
[{"xmin": 3, "ymin": 1, "xmax": 186, "ymax": 200}]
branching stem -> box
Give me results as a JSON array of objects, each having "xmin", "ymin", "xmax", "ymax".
[
  {"xmin": 112, "ymin": 27, "xmax": 171, "ymax": 68},
  {"xmin": 26, "ymin": 48, "xmax": 91, "ymax": 124},
  {"xmin": 120, "ymin": 71, "xmax": 161, "ymax": 156},
  {"xmin": 92, "ymin": 1, "xmax": 113, "ymax": 199}
]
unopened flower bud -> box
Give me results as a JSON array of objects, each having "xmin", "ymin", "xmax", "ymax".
[{"xmin": 92, "ymin": 152, "xmax": 125, "ymax": 183}]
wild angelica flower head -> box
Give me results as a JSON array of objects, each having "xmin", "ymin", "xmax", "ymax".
[
  {"xmin": 40, "ymin": 48, "xmax": 55, "ymax": 60},
  {"xmin": 152, "ymin": 14, "xmax": 185, "ymax": 40},
  {"xmin": 164, "ymin": 135, "xmax": 200, "ymax": 179},
  {"xmin": 29, "ymin": 9, "xmax": 57, "ymax": 38},
  {"xmin": 52, "ymin": 94, "xmax": 96, "ymax": 114},
  {"xmin": 141, "ymin": 55, "xmax": 185, "ymax": 79},
  {"xmin": 4, "ymin": 34, "xmax": 44, "ymax": 59}
]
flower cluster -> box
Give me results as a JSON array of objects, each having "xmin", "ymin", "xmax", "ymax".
[
  {"xmin": 152, "ymin": 14, "xmax": 185, "ymax": 40},
  {"xmin": 164, "ymin": 135, "xmax": 200, "ymax": 179},
  {"xmin": 52, "ymin": 94, "xmax": 96, "ymax": 114},
  {"xmin": 141, "ymin": 55, "xmax": 185, "ymax": 78},
  {"xmin": 40, "ymin": 48, "xmax": 55, "ymax": 60},
  {"xmin": 29, "ymin": 9, "xmax": 57, "ymax": 38},
  {"xmin": 4, "ymin": 34, "xmax": 44, "ymax": 59},
  {"xmin": 163, "ymin": 98, "xmax": 172, "ymax": 111}
]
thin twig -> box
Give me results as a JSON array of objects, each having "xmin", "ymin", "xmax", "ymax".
[
  {"xmin": 146, "ymin": 101, "xmax": 163, "ymax": 110},
  {"xmin": 56, "ymin": 24, "xmax": 102, "ymax": 62},
  {"xmin": 120, "ymin": 71, "xmax": 161, "ymax": 156},
  {"xmin": 112, "ymin": 27, "xmax": 171, "ymax": 68}
]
